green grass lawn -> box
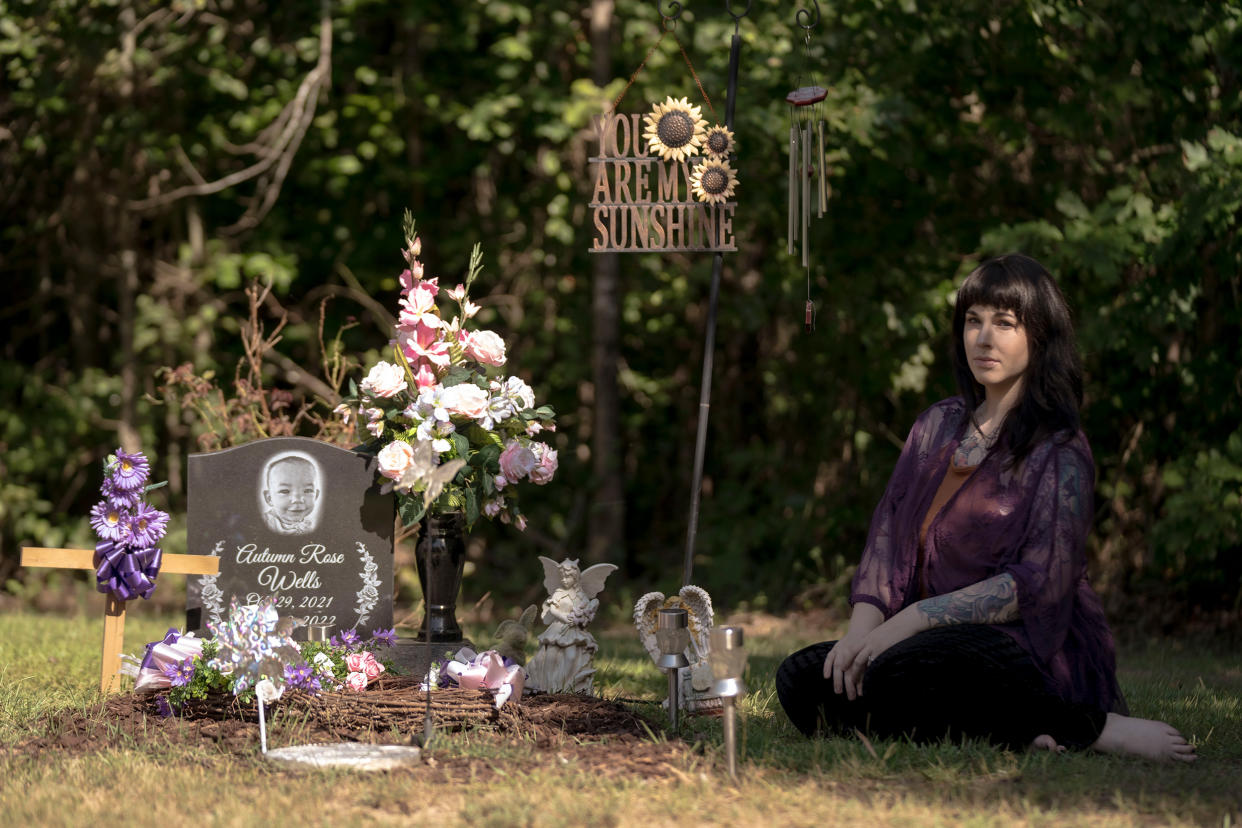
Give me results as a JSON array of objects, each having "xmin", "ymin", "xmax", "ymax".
[{"xmin": 1, "ymin": 607, "xmax": 1238, "ymax": 827}]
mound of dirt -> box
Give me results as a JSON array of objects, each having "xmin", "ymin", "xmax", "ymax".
[{"xmin": 16, "ymin": 678, "xmax": 693, "ymax": 779}]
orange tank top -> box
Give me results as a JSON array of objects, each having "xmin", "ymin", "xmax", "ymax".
[{"xmin": 916, "ymin": 459, "xmax": 979, "ymax": 597}]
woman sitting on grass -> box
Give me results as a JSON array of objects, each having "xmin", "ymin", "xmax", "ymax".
[{"xmin": 776, "ymin": 254, "xmax": 1196, "ymax": 762}]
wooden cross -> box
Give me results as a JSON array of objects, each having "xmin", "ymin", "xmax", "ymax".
[{"xmin": 20, "ymin": 547, "xmax": 220, "ymax": 693}]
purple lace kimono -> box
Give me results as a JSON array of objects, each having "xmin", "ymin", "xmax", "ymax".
[{"xmin": 851, "ymin": 397, "xmax": 1125, "ymax": 713}]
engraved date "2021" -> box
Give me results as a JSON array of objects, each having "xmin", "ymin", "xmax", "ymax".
[{"xmin": 245, "ymin": 593, "xmax": 335, "ymax": 610}]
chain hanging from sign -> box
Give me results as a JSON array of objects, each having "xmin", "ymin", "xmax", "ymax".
[{"xmin": 590, "ymin": 20, "xmax": 739, "ymax": 254}]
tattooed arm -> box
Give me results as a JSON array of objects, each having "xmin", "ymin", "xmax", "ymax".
[
  {"xmin": 838, "ymin": 573, "xmax": 1019, "ymax": 695},
  {"xmin": 914, "ymin": 573, "xmax": 1019, "ymax": 626}
]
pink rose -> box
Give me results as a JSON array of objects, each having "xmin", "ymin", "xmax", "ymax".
[
  {"xmin": 360, "ymin": 361, "xmax": 407, "ymax": 398},
  {"xmin": 441, "ymin": 383, "xmax": 489, "ymax": 419},
  {"xmin": 377, "ymin": 440, "xmax": 416, "ymax": 481},
  {"xmin": 498, "ymin": 441, "xmax": 537, "ymax": 482},
  {"xmin": 346, "ymin": 652, "xmax": 366, "ymax": 673},
  {"xmin": 528, "ymin": 445, "xmax": 557, "ymax": 485},
  {"xmin": 361, "ymin": 652, "xmax": 385, "ymax": 681},
  {"xmin": 344, "ymin": 671, "xmax": 369, "ymax": 692},
  {"xmin": 464, "ymin": 330, "xmax": 507, "ymax": 366}
]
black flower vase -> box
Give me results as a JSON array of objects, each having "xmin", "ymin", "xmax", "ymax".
[{"xmin": 415, "ymin": 512, "xmax": 466, "ymax": 643}]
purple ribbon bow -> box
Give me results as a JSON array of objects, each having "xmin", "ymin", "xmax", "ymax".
[
  {"xmin": 94, "ymin": 540, "xmax": 162, "ymax": 601},
  {"xmin": 139, "ymin": 627, "xmax": 183, "ymax": 673}
]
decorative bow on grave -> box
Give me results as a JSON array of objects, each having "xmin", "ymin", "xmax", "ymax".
[
  {"xmin": 120, "ymin": 627, "xmax": 203, "ymax": 693},
  {"xmin": 93, "ymin": 541, "xmax": 162, "ymax": 601}
]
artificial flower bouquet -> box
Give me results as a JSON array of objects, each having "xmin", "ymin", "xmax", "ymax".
[
  {"xmin": 334, "ymin": 211, "xmax": 557, "ymax": 529},
  {"xmin": 134, "ymin": 597, "xmax": 398, "ymax": 716},
  {"xmin": 89, "ymin": 449, "xmax": 170, "ymax": 601}
]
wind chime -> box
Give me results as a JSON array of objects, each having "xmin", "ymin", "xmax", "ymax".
[{"xmin": 786, "ymin": 6, "xmax": 828, "ymax": 332}]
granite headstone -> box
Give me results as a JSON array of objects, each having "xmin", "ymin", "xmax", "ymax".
[{"xmin": 186, "ymin": 437, "xmax": 394, "ymax": 639}]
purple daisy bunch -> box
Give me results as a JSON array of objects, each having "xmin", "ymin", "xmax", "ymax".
[
  {"xmin": 101, "ymin": 477, "xmax": 142, "ymax": 510},
  {"xmin": 331, "ymin": 628, "xmax": 361, "ymax": 651},
  {"xmin": 284, "ymin": 662, "xmax": 321, "ymax": 694},
  {"xmin": 371, "ymin": 628, "xmax": 398, "ymax": 648},
  {"xmin": 129, "ymin": 502, "xmax": 170, "ymax": 548},
  {"xmin": 89, "ymin": 502, "xmax": 130, "ymax": 542},
  {"xmin": 162, "ymin": 658, "xmax": 196, "ymax": 688},
  {"xmin": 110, "ymin": 449, "xmax": 150, "ymax": 492}
]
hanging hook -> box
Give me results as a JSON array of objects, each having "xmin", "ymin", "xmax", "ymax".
[
  {"xmin": 795, "ymin": 0, "xmax": 821, "ymax": 32},
  {"xmin": 725, "ymin": 0, "xmax": 753, "ymax": 29},
  {"xmin": 656, "ymin": 0, "xmax": 683, "ymax": 26}
]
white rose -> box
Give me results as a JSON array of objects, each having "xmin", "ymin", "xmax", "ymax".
[
  {"xmin": 313, "ymin": 652, "xmax": 335, "ymax": 677},
  {"xmin": 464, "ymin": 330, "xmax": 507, "ymax": 366},
  {"xmin": 360, "ymin": 361, "xmax": 408, "ymax": 398},
  {"xmin": 377, "ymin": 440, "xmax": 416, "ymax": 481},
  {"xmin": 441, "ymin": 383, "xmax": 490, "ymax": 419},
  {"xmin": 503, "ymin": 375, "xmax": 536, "ymax": 410}
]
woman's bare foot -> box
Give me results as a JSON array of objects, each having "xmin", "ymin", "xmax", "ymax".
[
  {"xmin": 1029, "ymin": 734, "xmax": 1065, "ymax": 754},
  {"xmin": 1090, "ymin": 713, "xmax": 1197, "ymax": 762}
]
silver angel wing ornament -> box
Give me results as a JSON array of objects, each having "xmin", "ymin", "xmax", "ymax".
[
  {"xmin": 677, "ymin": 585, "xmax": 714, "ymax": 662},
  {"xmin": 632, "ymin": 591, "xmax": 667, "ymax": 666}
]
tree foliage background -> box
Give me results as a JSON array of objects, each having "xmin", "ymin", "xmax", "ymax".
[{"xmin": 2, "ymin": 0, "xmax": 1238, "ymax": 627}]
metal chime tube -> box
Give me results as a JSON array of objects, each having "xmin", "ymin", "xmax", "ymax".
[
  {"xmin": 787, "ymin": 123, "xmax": 798, "ymax": 255},
  {"xmin": 802, "ymin": 124, "xmax": 811, "ymax": 268},
  {"xmin": 817, "ymin": 119, "xmax": 827, "ymax": 216}
]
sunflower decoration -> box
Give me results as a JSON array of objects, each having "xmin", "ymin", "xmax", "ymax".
[
  {"xmin": 702, "ymin": 124, "xmax": 736, "ymax": 160},
  {"xmin": 690, "ymin": 159, "xmax": 739, "ymax": 205},
  {"xmin": 643, "ymin": 96, "xmax": 708, "ymax": 163}
]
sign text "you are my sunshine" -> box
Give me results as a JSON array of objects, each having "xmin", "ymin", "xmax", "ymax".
[{"xmin": 589, "ymin": 112, "xmax": 736, "ymax": 254}]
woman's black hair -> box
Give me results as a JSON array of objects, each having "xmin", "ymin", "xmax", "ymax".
[{"xmin": 952, "ymin": 253, "xmax": 1083, "ymax": 464}]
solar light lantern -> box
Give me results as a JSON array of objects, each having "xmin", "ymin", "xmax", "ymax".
[
  {"xmin": 709, "ymin": 626, "xmax": 747, "ymax": 780},
  {"xmin": 655, "ymin": 607, "xmax": 691, "ymax": 731}
]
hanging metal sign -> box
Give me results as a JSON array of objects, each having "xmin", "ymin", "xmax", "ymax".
[{"xmin": 589, "ymin": 99, "xmax": 738, "ymax": 254}]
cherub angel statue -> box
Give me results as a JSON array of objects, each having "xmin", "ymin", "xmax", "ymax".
[
  {"xmin": 634, "ymin": 586, "xmax": 719, "ymax": 712},
  {"xmin": 525, "ymin": 557, "xmax": 617, "ymax": 694}
]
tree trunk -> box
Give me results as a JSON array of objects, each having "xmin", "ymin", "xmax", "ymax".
[{"xmin": 586, "ymin": 0, "xmax": 624, "ymax": 565}]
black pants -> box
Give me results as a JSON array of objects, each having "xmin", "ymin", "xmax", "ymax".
[{"xmin": 775, "ymin": 626, "xmax": 1107, "ymax": 750}]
